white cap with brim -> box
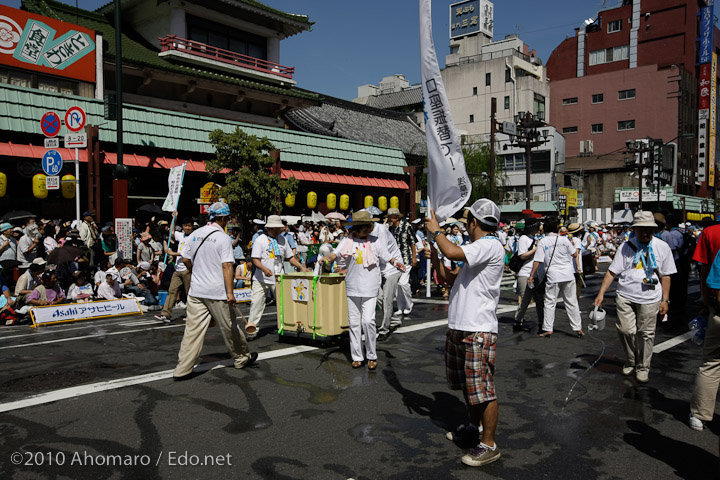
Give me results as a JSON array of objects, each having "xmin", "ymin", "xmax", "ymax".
[
  {"xmin": 467, "ymin": 199, "xmax": 501, "ymax": 228},
  {"xmin": 631, "ymin": 211, "xmax": 658, "ymax": 228}
]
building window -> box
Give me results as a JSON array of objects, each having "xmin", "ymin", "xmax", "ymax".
[
  {"xmin": 485, "ymin": 73, "xmax": 491, "ymax": 86},
  {"xmin": 473, "ymin": 87, "xmax": 478, "ymax": 95},
  {"xmin": 618, "ymin": 88, "xmax": 636, "ymax": 100},
  {"xmin": 469, "ymin": 114, "xmax": 475, "ymax": 123},
  {"xmin": 562, "ymin": 126, "xmax": 578, "ymax": 134},
  {"xmin": 187, "ymin": 14, "xmax": 267, "ymax": 59},
  {"xmin": 562, "ymin": 97, "xmax": 578, "ymax": 105},
  {"xmin": 589, "ymin": 45, "xmax": 629, "ymax": 66},
  {"xmin": 504, "ymin": 96, "xmax": 510, "ymax": 110},
  {"xmin": 592, "ymin": 93, "xmax": 604, "ymax": 104},
  {"xmin": 503, "ymin": 153, "xmax": 526, "ymax": 171},
  {"xmin": 505, "ymin": 67, "xmax": 512, "ymax": 83},
  {"xmin": 533, "ymin": 93, "xmax": 546, "ymax": 120},
  {"xmin": 618, "ymin": 120, "xmax": 635, "ymax": 131},
  {"xmin": 591, "ymin": 123, "xmax": 603, "ymax": 134},
  {"xmin": 608, "ymin": 20, "xmax": 622, "ymax": 33}
]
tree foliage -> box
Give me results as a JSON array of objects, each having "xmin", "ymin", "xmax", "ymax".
[
  {"xmin": 206, "ymin": 127, "xmax": 298, "ymax": 223},
  {"xmin": 462, "ymin": 143, "xmax": 506, "ymax": 205}
]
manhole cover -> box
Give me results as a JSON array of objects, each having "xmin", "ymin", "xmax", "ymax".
[{"xmin": 0, "ymin": 371, "xmax": 94, "ymax": 392}]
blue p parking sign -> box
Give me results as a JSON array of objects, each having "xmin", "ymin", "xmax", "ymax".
[{"xmin": 42, "ymin": 150, "xmax": 63, "ymax": 176}]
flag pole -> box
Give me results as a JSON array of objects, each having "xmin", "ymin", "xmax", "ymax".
[{"xmin": 161, "ymin": 162, "xmax": 187, "ymax": 268}]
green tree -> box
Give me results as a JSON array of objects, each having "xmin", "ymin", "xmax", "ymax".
[
  {"xmin": 206, "ymin": 127, "xmax": 298, "ymax": 225},
  {"xmin": 462, "ymin": 143, "xmax": 506, "ymax": 204}
]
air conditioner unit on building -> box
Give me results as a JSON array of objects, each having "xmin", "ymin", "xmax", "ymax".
[
  {"xmin": 579, "ymin": 140, "xmax": 594, "ymax": 156},
  {"xmin": 502, "ymin": 191, "xmax": 524, "ymax": 205}
]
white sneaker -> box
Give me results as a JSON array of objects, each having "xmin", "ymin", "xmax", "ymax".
[
  {"xmin": 622, "ymin": 364, "xmax": 634, "ymax": 376},
  {"xmin": 689, "ymin": 414, "xmax": 704, "ymax": 431},
  {"xmin": 635, "ymin": 370, "xmax": 649, "ymax": 383},
  {"xmin": 393, "ymin": 310, "xmax": 403, "ymax": 316},
  {"xmin": 176, "ymin": 301, "xmax": 187, "ymax": 309},
  {"xmin": 403, "ymin": 307, "xmax": 413, "ymax": 315}
]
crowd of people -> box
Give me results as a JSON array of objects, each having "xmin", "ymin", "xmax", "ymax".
[{"xmin": 1, "ymin": 200, "xmax": 718, "ymax": 467}]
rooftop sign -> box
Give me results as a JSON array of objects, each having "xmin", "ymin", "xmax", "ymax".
[
  {"xmin": 449, "ymin": 0, "xmax": 493, "ymax": 40},
  {"xmin": 0, "ymin": 5, "xmax": 96, "ymax": 83}
]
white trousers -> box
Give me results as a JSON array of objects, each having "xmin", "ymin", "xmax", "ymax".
[
  {"xmin": 347, "ymin": 296, "xmax": 377, "ymax": 362},
  {"xmin": 396, "ymin": 267, "xmax": 413, "ymax": 311},
  {"xmin": 542, "ymin": 279, "xmax": 582, "ymax": 332},
  {"xmin": 248, "ymin": 280, "xmax": 275, "ymax": 328}
]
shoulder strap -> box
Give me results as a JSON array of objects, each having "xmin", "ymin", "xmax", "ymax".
[
  {"xmin": 545, "ymin": 237, "xmax": 559, "ymax": 271},
  {"xmin": 191, "ymin": 229, "xmax": 221, "ymax": 264}
]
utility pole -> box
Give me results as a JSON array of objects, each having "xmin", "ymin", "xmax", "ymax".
[
  {"xmin": 489, "ymin": 97, "xmax": 496, "ymax": 203},
  {"xmin": 624, "ymin": 139, "xmax": 653, "ymax": 211},
  {"xmin": 113, "ymin": 0, "xmax": 129, "ymax": 219}
]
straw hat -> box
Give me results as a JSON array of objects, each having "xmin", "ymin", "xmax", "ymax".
[
  {"xmin": 387, "ymin": 207, "xmax": 402, "ymax": 217},
  {"xmin": 346, "ymin": 211, "xmax": 378, "ymax": 225},
  {"xmin": 567, "ymin": 223, "xmax": 583, "ymax": 234}
]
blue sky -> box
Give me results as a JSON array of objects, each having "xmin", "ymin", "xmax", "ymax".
[{"xmin": 6, "ymin": 0, "xmax": 613, "ymax": 99}]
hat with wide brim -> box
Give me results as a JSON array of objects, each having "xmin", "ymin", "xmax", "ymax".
[
  {"xmin": 346, "ymin": 211, "xmax": 379, "ymax": 225},
  {"xmin": 387, "ymin": 207, "xmax": 402, "ymax": 217},
  {"xmin": 265, "ymin": 215, "xmax": 284, "ymax": 229},
  {"xmin": 632, "ymin": 211, "xmax": 658, "ymax": 228},
  {"xmin": 567, "ymin": 222, "xmax": 583, "ymax": 234}
]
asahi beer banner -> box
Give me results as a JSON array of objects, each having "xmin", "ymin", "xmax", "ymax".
[
  {"xmin": 421, "ymin": 0, "xmax": 472, "ymax": 222},
  {"xmin": 233, "ymin": 288, "xmax": 251, "ymax": 303},
  {"xmin": 162, "ymin": 162, "xmax": 186, "ymax": 212},
  {"xmin": 31, "ymin": 298, "xmax": 142, "ymax": 327},
  {"xmin": 0, "ymin": 5, "xmax": 96, "ymax": 83}
]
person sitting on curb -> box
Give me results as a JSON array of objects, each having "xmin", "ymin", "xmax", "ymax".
[
  {"xmin": 26, "ymin": 271, "xmax": 66, "ymax": 306},
  {"xmin": 97, "ymin": 274, "xmax": 122, "ymax": 300}
]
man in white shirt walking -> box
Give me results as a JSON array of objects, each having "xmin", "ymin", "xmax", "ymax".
[
  {"xmin": 247, "ymin": 215, "xmax": 308, "ymax": 340},
  {"xmin": 426, "ymin": 199, "xmax": 505, "ymax": 467},
  {"xmin": 594, "ymin": 211, "xmax": 675, "ymax": 383},
  {"xmin": 173, "ymin": 202, "xmax": 257, "ymax": 380},
  {"xmin": 156, "ymin": 216, "xmax": 195, "ymax": 323}
]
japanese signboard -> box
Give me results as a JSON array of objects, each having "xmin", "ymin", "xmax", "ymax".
[
  {"xmin": 449, "ymin": 0, "xmax": 493, "ymax": 39},
  {"xmin": 699, "ymin": 115, "xmax": 708, "ymax": 183},
  {"xmin": 700, "ymin": 4, "xmax": 715, "ymax": 65},
  {"xmin": 162, "ymin": 163, "xmax": 187, "ymax": 212},
  {"xmin": 30, "ymin": 298, "xmax": 143, "ymax": 327},
  {"xmin": 233, "ymin": 288, "xmax": 251, "ymax": 303},
  {"xmin": 114, "ymin": 218, "xmax": 134, "ymax": 262},
  {"xmin": 0, "ymin": 5, "xmax": 96, "ymax": 83},
  {"xmin": 711, "ymin": 52, "xmax": 717, "ymax": 187},
  {"xmin": 422, "ymin": 0, "xmax": 472, "ymax": 221},
  {"xmin": 558, "ymin": 187, "xmax": 578, "ymax": 207},
  {"xmin": 618, "ymin": 190, "xmax": 667, "ymax": 202},
  {"xmin": 700, "ymin": 63, "xmax": 711, "ymax": 110}
]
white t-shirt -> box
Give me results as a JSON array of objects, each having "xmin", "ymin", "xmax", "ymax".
[
  {"xmin": 448, "ymin": 237, "xmax": 505, "ymax": 333},
  {"xmin": 516, "ymin": 235, "xmax": 536, "ymax": 278},
  {"xmin": 182, "ymin": 223, "xmax": 234, "ymax": 300},
  {"xmin": 497, "ymin": 230, "xmax": 507, "ymax": 246},
  {"xmin": 173, "ymin": 231, "xmax": 190, "ymax": 272},
  {"xmin": 251, "ymin": 234, "xmax": 293, "ymax": 285},
  {"xmin": 335, "ymin": 235, "xmax": 392, "ymax": 297},
  {"xmin": 533, "ymin": 235, "xmax": 576, "ymax": 284},
  {"xmin": 371, "ymin": 223, "xmax": 401, "ymax": 277},
  {"xmin": 571, "ymin": 236, "xmax": 583, "ymax": 273},
  {"xmin": 609, "ymin": 237, "xmax": 677, "ymax": 304}
]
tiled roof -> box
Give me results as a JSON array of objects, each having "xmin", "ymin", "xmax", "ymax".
[
  {"xmin": 95, "ymin": 0, "xmax": 313, "ymax": 28},
  {"xmin": 285, "ymin": 95, "xmax": 427, "ymax": 158},
  {"xmin": 21, "ymin": 0, "xmax": 318, "ymax": 102},
  {"xmin": 0, "ymin": 83, "xmax": 407, "ymax": 175},
  {"xmin": 362, "ymin": 86, "xmax": 423, "ymax": 110}
]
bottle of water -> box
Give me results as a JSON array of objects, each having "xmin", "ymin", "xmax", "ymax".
[
  {"xmin": 692, "ymin": 328, "xmax": 706, "ymax": 346},
  {"xmin": 688, "ymin": 316, "xmax": 703, "ymax": 331}
]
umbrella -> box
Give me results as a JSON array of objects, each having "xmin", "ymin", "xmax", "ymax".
[
  {"xmin": 325, "ymin": 212, "xmax": 346, "ymax": 221},
  {"xmin": 47, "ymin": 244, "xmax": 87, "ymax": 265},
  {"xmin": 137, "ymin": 203, "xmax": 164, "ymax": 214},
  {"xmin": 1, "ymin": 210, "xmax": 36, "ymax": 222},
  {"xmin": 364, "ymin": 206, "xmax": 382, "ymax": 216}
]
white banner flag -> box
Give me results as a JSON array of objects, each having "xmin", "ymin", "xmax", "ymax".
[
  {"xmin": 420, "ymin": 0, "xmax": 471, "ymax": 221},
  {"xmin": 162, "ymin": 163, "xmax": 187, "ymax": 212}
]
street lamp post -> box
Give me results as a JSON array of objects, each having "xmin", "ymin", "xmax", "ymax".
[
  {"xmin": 506, "ymin": 112, "xmax": 549, "ymax": 211},
  {"xmin": 624, "ymin": 139, "xmax": 654, "ymax": 211}
]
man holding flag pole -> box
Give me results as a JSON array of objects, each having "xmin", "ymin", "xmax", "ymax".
[
  {"xmin": 155, "ymin": 162, "xmax": 190, "ymax": 323},
  {"xmin": 420, "ymin": 0, "xmax": 504, "ymax": 467}
]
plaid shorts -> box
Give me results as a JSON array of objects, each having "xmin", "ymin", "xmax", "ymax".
[{"xmin": 445, "ymin": 329, "xmax": 497, "ymax": 405}]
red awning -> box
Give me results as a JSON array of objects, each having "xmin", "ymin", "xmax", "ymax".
[
  {"xmin": 281, "ymin": 168, "xmax": 408, "ymax": 190},
  {"xmin": 0, "ymin": 142, "xmax": 89, "ymax": 162}
]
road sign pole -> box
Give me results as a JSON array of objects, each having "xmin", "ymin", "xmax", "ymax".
[{"xmin": 75, "ymin": 148, "xmax": 80, "ymax": 224}]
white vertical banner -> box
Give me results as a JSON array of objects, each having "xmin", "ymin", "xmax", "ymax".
[
  {"xmin": 420, "ymin": 0, "xmax": 471, "ymax": 222},
  {"xmin": 162, "ymin": 162, "xmax": 187, "ymax": 212},
  {"xmin": 114, "ymin": 218, "xmax": 133, "ymax": 262}
]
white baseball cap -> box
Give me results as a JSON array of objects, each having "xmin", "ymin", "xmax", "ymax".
[{"xmin": 467, "ymin": 199, "xmax": 501, "ymax": 227}]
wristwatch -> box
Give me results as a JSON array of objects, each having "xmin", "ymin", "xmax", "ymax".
[
  {"xmin": 661, "ymin": 299, "xmax": 670, "ymax": 304},
  {"xmin": 431, "ymin": 230, "xmax": 443, "ymax": 243}
]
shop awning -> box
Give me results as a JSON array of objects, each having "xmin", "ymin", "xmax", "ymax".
[
  {"xmin": 0, "ymin": 142, "xmax": 89, "ymax": 161},
  {"xmin": 103, "ymin": 153, "xmax": 207, "ymax": 171},
  {"xmin": 281, "ymin": 168, "xmax": 408, "ymax": 190}
]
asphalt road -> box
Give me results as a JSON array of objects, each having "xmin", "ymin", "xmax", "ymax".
[{"xmin": 0, "ymin": 265, "xmax": 718, "ymax": 480}]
